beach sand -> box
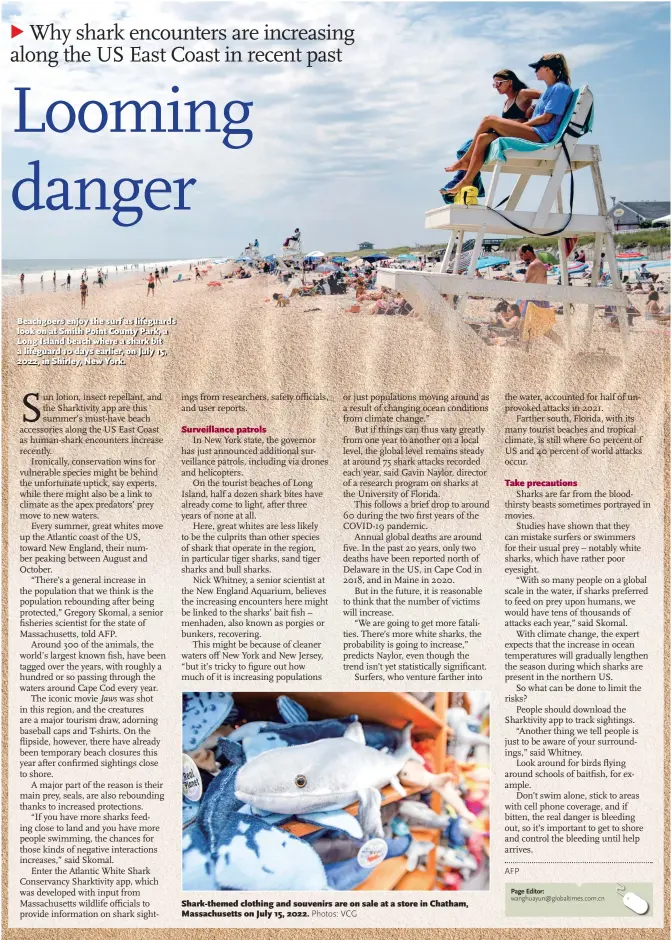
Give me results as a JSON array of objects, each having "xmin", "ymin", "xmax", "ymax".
[{"xmin": 5, "ymin": 262, "xmax": 669, "ymax": 399}]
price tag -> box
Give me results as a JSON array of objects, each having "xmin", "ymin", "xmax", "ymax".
[{"xmin": 357, "ymin": 838, "xmax": 388, "ymax": 869}]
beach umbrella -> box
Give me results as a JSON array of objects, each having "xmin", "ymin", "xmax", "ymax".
[
  {"xmin": 305, "ymin": 251, "xmax": 325, "ymax": 259},
  {"xmin": 476, "ymin": 256, "xmax": 509, "ymax": 271},
  {"xmin": 616, "ymin": 251, "xmax": 646, "ymax": 259},
  {"xmin": 397, "ymin": 253, "xmax": 418, "ymax": 260},
  {"xmin": 362, "ymin": 253, "xmax": 390, "ymax": 262},
  {"xmin": 235, "ymin": 255, "xmax": 252, "ymax": 262},
  {"xmin": 536, "ymin": 250, "xmax": 558, "ymax": 265},
  {"xmin": 315, "ymin": 263, "xmax": 338, "ymax": 272},
  {"xmin": 263, "ymin": 254, "xmax": 277, "ymax": 261},
  {"xmin": 330, "ymin": 256, "xmax": 349, "ymax": 263}
]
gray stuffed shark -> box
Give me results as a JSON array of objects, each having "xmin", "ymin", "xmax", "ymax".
[{"xmin": 234, "ymin": 721, "xmax": 418, "ymax": 838}]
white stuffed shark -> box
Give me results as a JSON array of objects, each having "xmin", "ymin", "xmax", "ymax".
[{"xmin": 234, "ymin": 721, "xmax": 420, "ymax": 838}]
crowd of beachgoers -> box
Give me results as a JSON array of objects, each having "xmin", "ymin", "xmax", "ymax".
[
  {"xmin": 9, "ymin": 239, "xmax": 669, "ymax": 346},
  {"xmin": 209, "ymin": 239, "xmax": 670, "ymax": 346}
]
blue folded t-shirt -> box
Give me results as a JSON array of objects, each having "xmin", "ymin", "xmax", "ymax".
[{"xmin": 531, "ymin": 82, "xmax": 573, "ymax": 143}]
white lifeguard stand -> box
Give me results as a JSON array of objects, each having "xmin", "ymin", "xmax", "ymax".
[
  {"xmin": 243, "ymin": 240, "xmax": 262, "ymax": 261},
  {"xmin": 281, "ymin": 230, "xmax": 302, "ymax": 258},
  {"xmin": 280, "ymin": 231, "xmax": 304, "ymax": 285},
  {"xmin": 377, "ymin": 87, "xmax": 630, "ymax": 355}
]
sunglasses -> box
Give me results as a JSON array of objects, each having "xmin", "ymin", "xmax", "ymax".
[{"xmin": 493, "ymin": 79, "xmax": 510, "ymax": 87}]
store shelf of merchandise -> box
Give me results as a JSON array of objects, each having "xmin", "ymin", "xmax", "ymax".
[
  {"xmin": 394, "ymin": 869, "xmax": 436, "ymax": 891},
  {"xmin": 231, "ymin": 691, "xmax": 451, "ymax": 890},
  {"xmin": 352, "ymin": 824, "xmax": 442, "ymax": 892},
  {"xmin": 233, "ymin": 691, "xmax": 444, "ymax": 733},
  {"xmin": 354, "ymin": 856, "xmax": 408, "ymax": 892},
  {"xmin": 284, "ymin": 692, "xmax": 449, "ymax": 890}
]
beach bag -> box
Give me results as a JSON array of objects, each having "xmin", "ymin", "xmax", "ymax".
[
  {"xmin": 442, "ymin": 138, "xmax": 485, "ymax": 204},
  {"xmin": 453, "ymin": 186, "xmax": 479, "ymax": 206}
]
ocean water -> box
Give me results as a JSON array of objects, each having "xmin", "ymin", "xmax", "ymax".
[{"xmin": 2, "ymin": 256, "xmax": 206, "ymax": 294}]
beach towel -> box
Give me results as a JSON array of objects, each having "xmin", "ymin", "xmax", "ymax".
[
  {"xmin": 485, "ymin": 88, "xmax": 592, "ymax": 164},
  {"xmin": 520, "ymin": 302, "xmax": 556, "ymax": 342}
]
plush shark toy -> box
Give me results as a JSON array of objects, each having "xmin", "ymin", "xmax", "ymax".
[
  {"xmin": 397, "ymin": 800, "xmax": 452, "ymax": 829},
  {"xmin": 235, "ymin": 721, "xmax": 418, "ymax": 838},
  {"xmin": 447, "ymin": 707, "xmax": 490, "ymax": 762},
  {"xmin": 398, "ymin": 759, "xmax": 476, "ymax": 822}
]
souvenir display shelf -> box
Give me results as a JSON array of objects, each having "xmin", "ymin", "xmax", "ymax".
[{"xmin": 234, "ymin": 692, "xmax": 449, "ymax": 891}]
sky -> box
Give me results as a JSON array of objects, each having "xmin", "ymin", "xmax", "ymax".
[{"xmin": 2, "ymin": 0, "xmax": 670, "ymax": 260}]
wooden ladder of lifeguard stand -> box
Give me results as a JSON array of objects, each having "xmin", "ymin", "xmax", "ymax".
[{"xmin": 378, "ymin": 87, "xmax": 630, "ymax": 355}]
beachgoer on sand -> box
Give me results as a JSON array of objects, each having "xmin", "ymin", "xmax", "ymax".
[
  {"xmin": 646, "ymin": 291, "xmax": 662, "ymax": 316},
  {"xmin": 20, "ymin": 273, "xmax": 25, "ymax": 285},
  {"xmin": 147, "ymin": 273, "xmax": 155, "ymax": 296},
  {"xmin": 443, "ymin": 54, "xmax": 572, "ymax": 198},
  {"xmin": 272, "ymin": 293, "xmax": 290, "ymax": 307},
  {"xmin": 80, "ymin": 279, "xmax": 88, "ymax": 308},
  {"xmin": 492, "ymin": 303, "xmax": 522, "ymax": 331},
  {"xmin": 195, "ymin": 267, "xmax": 201, "ymax": 280},
  {"xmin": 514, "ymin": 244, "xmax": 551, "ymax": 318},
  {"xmin": 66, "ymin": 274, "xmax": 71, "ymax": 290}
]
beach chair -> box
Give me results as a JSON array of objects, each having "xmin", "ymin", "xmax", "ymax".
[{"xmin": 436, "ymin": 87, "xmax": 596, "ymax": 278}]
